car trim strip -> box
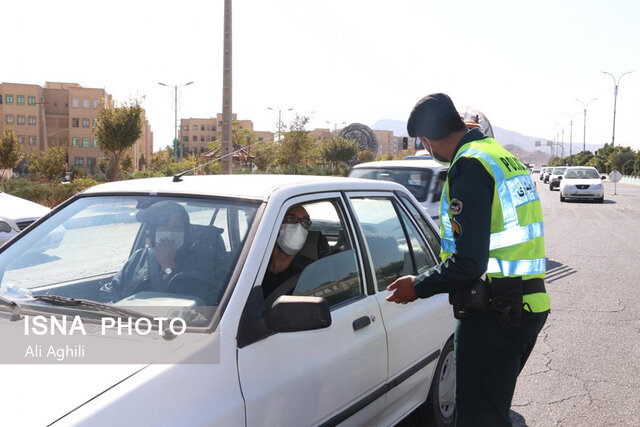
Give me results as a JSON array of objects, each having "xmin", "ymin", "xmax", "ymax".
[{"xmin": 319, "ymin": 349, "xmax": 441, "ymax": 427}]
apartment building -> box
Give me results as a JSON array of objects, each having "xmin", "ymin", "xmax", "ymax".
[
  {"xmin": 309, "ymin": 128, "xmax": 332, "ymax": 144},
  {"xmin": 373, "ymin": 129, "xmax": 395, "ymax": 156},
  {"xmin": 0, "ymin": 82, "xmax": 46, "ymax": 154},
  {"xmin": 0, "ymin": 81, "xmax": 153, "ymax": 175},
  {"xmin": 179, "ymin": 114, "xmax": 255, "ymax": 155}
]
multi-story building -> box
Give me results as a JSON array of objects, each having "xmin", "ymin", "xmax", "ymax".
[
  {"xmin": 179, "ymin": 114, "xmax": 256, "ymax": 156},
  {"xmin": 309, "ymin": 128, "xmax": 332, "ymax": 144},
  {"xmin": 0, "ymin": 82, "xmax": 47, "ymax": 155},
  {"xmin": 0, "ymin": 81, "xmax": 153, "ymax": 175},
  {"xmin": 373, "ymin": 129, "xmax": 395, "ymax": 156}
]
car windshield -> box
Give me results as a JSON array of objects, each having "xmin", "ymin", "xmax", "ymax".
[
  {"xmin": 350, "ymin": 168, "xmax": 433, "ymax": 202},
  {"xmin": 0, "ymin": 195, "xmax": 259, "ymax": 325},
  {"xmin": 552, "ymin": 167, "xmax": 567, "ymax": 175},
  {"xmin": 564, "ymin": 169, "xmax": 600, "ymax": 179}
]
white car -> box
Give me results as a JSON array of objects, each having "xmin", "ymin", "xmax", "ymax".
[
  {"xmin": 548, "ymin": 166, "xmax": 568, "ymax": 190},
  {"xmin": 0, "ymin": 191, "xmax": 51, "ymax": 246},
  {"xmin": 559, "ymin": 167, "xmax": 605, "ymax": 202},
  {"xmin": 349, "ymin": 159, "xmax": 448, "ymax": 222},
  {"xmin": 0, "ymin": 175, "xmax": 456, "ymax": 426}
]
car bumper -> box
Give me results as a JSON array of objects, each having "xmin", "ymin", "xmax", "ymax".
[{"xmin": 561, "ymin": 190, "xmax": 604, "ymax": 199}]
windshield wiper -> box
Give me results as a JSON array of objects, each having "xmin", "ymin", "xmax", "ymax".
[
  {"xmin": 31, "ymin": 295, "xmax": 150, "ymax": 321},
  {"xmin": 0, "ymin": 294, "xmax": 22, "ymax": 321}
]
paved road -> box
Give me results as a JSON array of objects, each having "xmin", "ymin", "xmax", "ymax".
[{"xmin": 511, "ymin": 179, "xmax": 640, "ymax": 426}]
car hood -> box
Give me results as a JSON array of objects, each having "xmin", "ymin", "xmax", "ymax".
[
  {"xmin": 0, "ymin": 192, "xmax": 50, "ymax": 221},
  {"xmin": 561, "ymin": 179, "xmax": 602, "ymax": 186},
  {"xmin": 0, "ymin": 363, "xmax": 146, "ymax": 425}
]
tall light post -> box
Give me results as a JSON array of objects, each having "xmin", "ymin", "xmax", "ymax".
[
  {"xmin": 325, "ymin": 121, "xmax": 346, "ymax": 133},
  {"xmin": 158, "ymin": 81, "xmax": 194, "ymax": 163},
  {"xmin": 564, "ymin": 112, "xmax": 578, "ymax": 157},
  {"xmin": 601, "ymin": 71, "xmax": 633, "ymax": 147},
  {"xmin": 576, "ymin": 98, "xmax": 597, "ymax": 153},
  {"xmin": 267, "ymin": 107, "xmax": 293, "ymax": 141}
]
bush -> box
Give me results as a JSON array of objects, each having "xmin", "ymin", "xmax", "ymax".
[
  {"xmin": 622, "ymin": 159, "xmax": 635, "ymax": 176},
  {"xmin": 0, "ymin": 177, "xmax": 97, "ymax": 208}
]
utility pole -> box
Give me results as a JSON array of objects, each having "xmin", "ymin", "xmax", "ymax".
[
  {"xmin": 576, "ymin": 98, "xmax": 597, "ymax": 153},
  {"xmin": 602, "ymin": 71, "xmax": 633, "ymax": 147},
  {"xmin": 564, "ymin": 112, "xmax": 577, "ymax": 157},
  {"xmin": 221, "ymin": 0, "xmax": 233, "ymax": 174}
]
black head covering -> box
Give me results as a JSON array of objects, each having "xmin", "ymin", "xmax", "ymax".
[
  {"xmin": 136, "ymin": 200, "xmax": 192, "ymax": 247},
  {"xmin": 407, "ymin": 93, "xmax": 462, "ymax": 138}
]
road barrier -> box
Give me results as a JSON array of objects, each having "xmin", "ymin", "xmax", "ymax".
[{"xmin": 620, "ymin": 175, "xmax": 640, "ymax": 185}]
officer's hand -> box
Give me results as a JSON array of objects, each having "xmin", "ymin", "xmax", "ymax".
[
  {"xmin": 155, "ymin": 238, "xmax": 176, "ymax": 270},
  {"xmin": 386, "ymin": 275, "xmax": 418, "ymax": 304}
]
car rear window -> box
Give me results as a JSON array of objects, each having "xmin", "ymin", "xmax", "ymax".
[{"xmin": 349, "ymin": 168, "xmax": 433, "ymax": 202}]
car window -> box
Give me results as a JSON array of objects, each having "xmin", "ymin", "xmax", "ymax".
[
  {"xmin": 0, "ymin": 196, "xmax": 259, "ymax": 323},
  {"xmin": 398, "ymin": 194, "xmax": 441, "ymax": 257},
  {"xmin": 349, "ymin": 197, "xmax": 413, "ymax": 291},
  {"xmin": 398, "ymin": 208, "xmax": 437, "ymax": 274},
  {"xmin": 350, "ymin": 168, "xmax": 433, "ymax": 202},
  {"xmin": 262, "ymin": 199, "xmax": 363, "ymax": 308},
  {"xmin": 431, "ymin": 170, "xmax": 447, "ymax": 203}
]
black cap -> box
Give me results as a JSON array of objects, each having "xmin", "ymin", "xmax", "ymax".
[{"xmin": 407, "ymin": 93, "xmax": 461, "ymax": 138}]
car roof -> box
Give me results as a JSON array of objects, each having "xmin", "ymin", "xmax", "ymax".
[
  {"xmin": 352, "ymin": 159, "xmax": 447, "ymax": 170},
  {"xmin": 80, "ymin": 174, "xmax": 407, "ymax": 201}
]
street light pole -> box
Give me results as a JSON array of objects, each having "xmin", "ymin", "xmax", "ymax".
[
  {"xmin": 325, "ymin": 121, "xmax": 346, "ymax": 133},
  {"xmin": 564, "ymin": 112, "xmax": 578, "ymax": 157},
  {"xmin": 158, "ymin": 81, "xmax": 194, "ymax": 163},
  {"xmin": 221, "ymin": 0, "xmax": 233, "ymax": 175},
  {"xmin": 267, "ymin": 107, "xmax": 293, "ymax": 141},
  {"xmin": 576, "ymin": 98, "xmax": 597, "ymax": 153},
  {"xmin": 602, "ymin": 71, "xmax": 633, "ymax": 147}
]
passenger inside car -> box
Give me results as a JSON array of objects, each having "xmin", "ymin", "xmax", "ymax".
[
  {"xmin": 262, "ymin": 205, "xmax": 331, "ymax": 307},
  {"xmin": 108, "ymin": 201, "xmax": 222, "ymax": 303}
]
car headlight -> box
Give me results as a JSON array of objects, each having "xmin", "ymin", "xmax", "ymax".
[
  {"xmin": 593, "ymin": 184, "xmax": 602, "ymax": 189},
  {"xmin": 0, "ymin": 221, "xmax": 12, "ymax": 233}
]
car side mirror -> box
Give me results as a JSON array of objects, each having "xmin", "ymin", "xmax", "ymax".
[
  {"xmin": 601, "ymin": 176, "xmax": 606, "ymax": 180},
  {"xmin": 558, "ymin": 176, "xmax": 563, "ymax": 180},
  {"xmin": 267, "ymin": 295, "xmax": 331, "ymax": 333}
]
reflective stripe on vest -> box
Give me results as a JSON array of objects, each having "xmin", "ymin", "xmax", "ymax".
[{"xmin": 486, "ymin": 257, "xmax": 546, "ymax": 276}]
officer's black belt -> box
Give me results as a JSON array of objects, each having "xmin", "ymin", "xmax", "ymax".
[{"xmin": 522, "ymin": 278, "xmax": 545, "ymax": 295}]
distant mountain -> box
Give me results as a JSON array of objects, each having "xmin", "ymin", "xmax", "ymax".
[
  {"xmin": 504, "ymin": 145, "xmax": 551, "ymax": 166},
  {"xmin": 371, "ymin": 118, "xmax": 605, "ymax": 157}
]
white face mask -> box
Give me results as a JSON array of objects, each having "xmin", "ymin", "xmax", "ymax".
[
  {"xmin": 277, "ymin": 223, "xmax": 308, "ymax": 256},
  {"xmin": 156, "ymin": 231, "xmax": 185, "ymax": 249},
  {"xmin": 425, "ymin": 138, "xmax": 451, "ymax": 167}
]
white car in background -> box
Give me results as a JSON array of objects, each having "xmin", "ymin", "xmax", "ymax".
[
  {"xmin": 0, "ymin": 191, "xmax": 51, "ymax": 246},
  {"xmin": 0, "ymin": 175, "xmax": 456, "ymax": 426},
  {"xmin": 548, "ymin": 166, "xmax": 568, "ymax": 190},
  {"xmin": 349, "ymin": 159, "xmax": 448, "ymax": 222},
  {"xmin": 559, "ymin": 167, "xmax": 605, "ymax": 203}
]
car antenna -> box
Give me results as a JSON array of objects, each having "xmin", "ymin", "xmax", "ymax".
[{"xmin": 172, "ymin": 134, "xmax": 276, "ymax": 182}]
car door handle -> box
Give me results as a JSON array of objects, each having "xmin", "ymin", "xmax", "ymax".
[{"xmin": 352, "ymin": 316, "xmax": 372, "ymax": 331}]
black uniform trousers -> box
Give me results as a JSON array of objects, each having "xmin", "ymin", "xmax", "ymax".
[{"xmin": 454, "ymin": 309, "xmax": 549, "ymax": 427}]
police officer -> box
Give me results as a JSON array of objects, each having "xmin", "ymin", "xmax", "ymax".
[{"xmin": 387, "ymin": 93, "xmax": 550, "ymax": 426}]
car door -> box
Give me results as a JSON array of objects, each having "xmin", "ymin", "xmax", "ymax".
[
  {"xmin": 237, "ymin": 193, "xmax": 388, "ymax": 427},
  {"xmin": 347, "ymin": 192, "xmax": 454, "ymax": 424}
]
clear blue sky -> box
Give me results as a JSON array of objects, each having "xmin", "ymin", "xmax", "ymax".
[{"xmin": 3, "ymin": 0, "xmax": 639, "ymax": 151}]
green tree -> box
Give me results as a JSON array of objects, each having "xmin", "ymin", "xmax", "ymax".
[
  {"xmin": 93, "ymin": 99, "xmax": 143, "ymax": 181},
  {"xmin": 29, "ymin": 146, "xmax": 68, "ymax": 183},
  {"xmin": 357, "ymin": 149, "xmax": 375, "ymax": 164},
  {"xmin": 253, "ymin": 140, "xmax": 276, "ymax": 172},
  {"xmin": 138, "ymin": 154, "xmax": 147, "ymax": 171},
  {"xmin": 121, "ymin": 154, "xmax": 133, "ymax": 173},
  {"xmin": 634, "ymin": 154, "xmax": 640, "ymax": 176},
  {"xmin": 622, "ymin": 159, "xmax": 635, "ymax": 175},
  {"xmin": 277, "ymin": 115, "xmax": 314, "ymax": 174},
  {"xmin": 320, "ymin": 136, "xmax": 359, "ymax": 174},
  {"xmin": 0, "ymin": 128, "xmax": 23, "ymax": 180},
  {"xmin": 610, "ymin": 149, "xmax": 634, "ymax": 173}
]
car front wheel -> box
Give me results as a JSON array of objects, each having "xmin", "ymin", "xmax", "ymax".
[
  {"xmin": 424, "ymin": 337, "xmax": 455, "ymax": 427},
  {"xmin": 560, "ymin": 194, "xmax": 566, "ymax": 202}
]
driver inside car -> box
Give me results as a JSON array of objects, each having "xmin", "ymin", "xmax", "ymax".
[
  {"xmin": 108, "ymin": 201, "xmax": 217, "ymax": 302},
  {"xmin": 262, "ymin": 205, "xmax": 330, "ymax": 306}
]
